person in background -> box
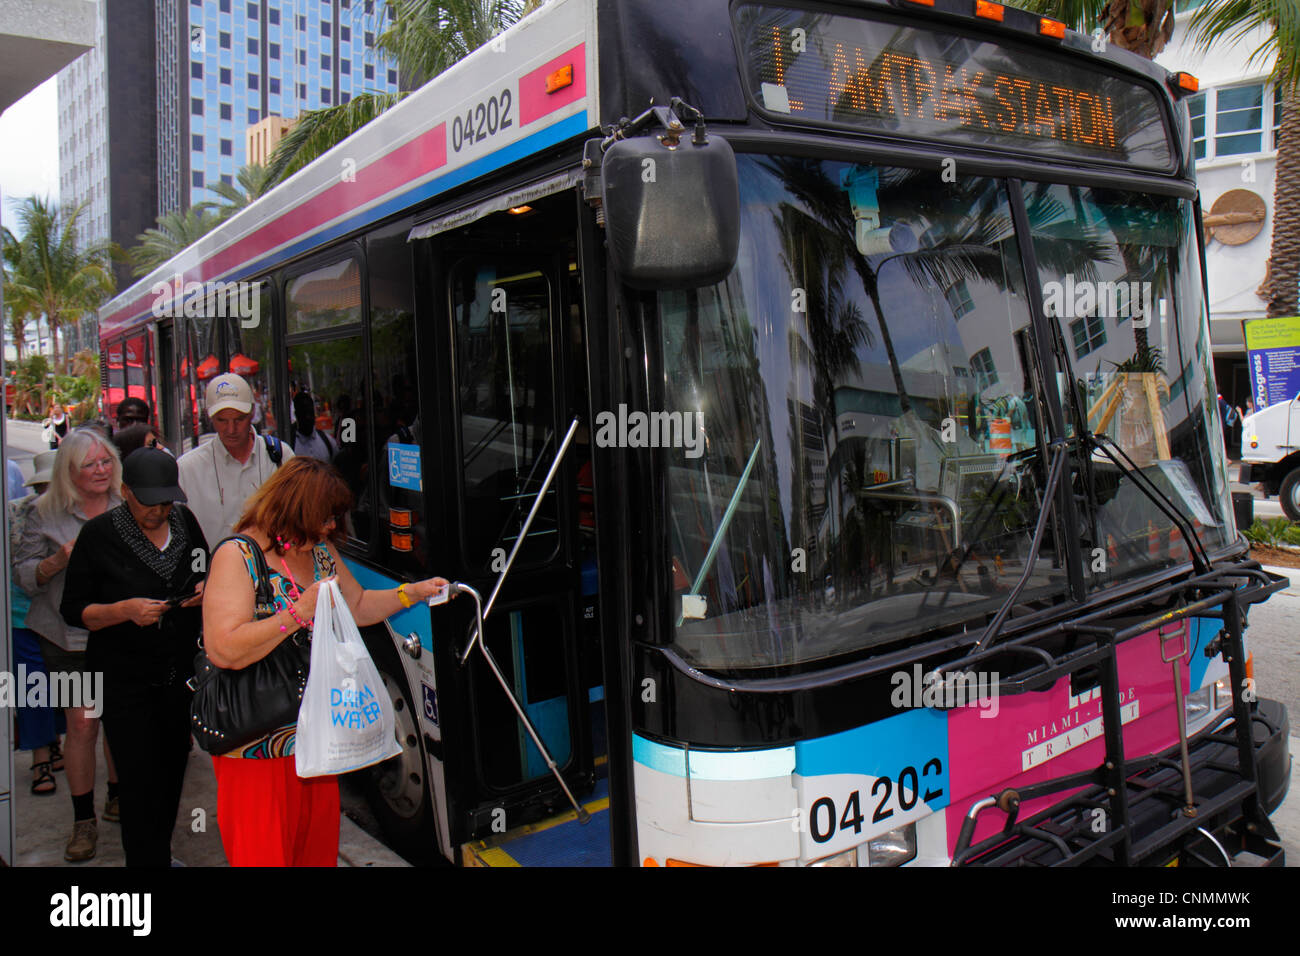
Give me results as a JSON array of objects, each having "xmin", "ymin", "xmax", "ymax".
[
  {"xmin": 44, "ymin": 400, "xmax": 69, "ymax": 449},
  {"xmin": 9, "ymin": 451, "xmax": 66, "ymax": 795},
  {"xmin": 115, "ymin": 397, "xmax": 151, "ymax": 432},
  {"xmin": 290, "ymin": 391, "xmax": 336, "ymax": 462},
  {"xmin": 14, "ymin": 429, "xmax": 123, "ymax": 861},
  {"xmin": 61, "ymin": 449, "xmax": 207, "ymax": 867},
  {"xmin": 7, "ymin": 458, "xmax": 24, "ymax": 502},
  {"xmin": 177, "ymin": 373, "xmax": 294, "ymax": 548},
  {"xmin": 112, "ymin": 423, "xmax": 167, "ymax": 460},
  {"xmin": 201, "ymin": 456, "xmax": 452, "ymax": 866}
]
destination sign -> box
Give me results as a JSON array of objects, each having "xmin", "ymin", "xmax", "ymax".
[{"xmin": 735, "ymin": 5, "xmax": 1173, "ymax": 169}]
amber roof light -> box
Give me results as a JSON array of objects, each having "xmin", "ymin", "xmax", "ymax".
[{"xmin": 975, "ymin": 0, "xmax": 1005, "ymax": 21}]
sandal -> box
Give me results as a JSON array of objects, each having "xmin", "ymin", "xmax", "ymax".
[
  {"xmin": 31, "ymin": 761, "xmax": 56, "ymax": 796},
  {"xmin": 49, "ymin": 741, "xmax": 64, "ymax": 773}
]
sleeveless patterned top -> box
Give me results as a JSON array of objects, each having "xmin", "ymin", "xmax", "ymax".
[{"xmin": 220, "ymin": 538, "xmax": 336, "ymax": 759}]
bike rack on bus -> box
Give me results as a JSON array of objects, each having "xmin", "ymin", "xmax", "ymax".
[
  {"xmin": 944, "ymin": 560, "xmax": 1287, "ymax": 866},
  {"xmin": 453, "ymin": 417, "xmax": 590, "ymax": 824}
]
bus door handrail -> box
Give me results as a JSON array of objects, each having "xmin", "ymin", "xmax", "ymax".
[{"xmin": 452, "ymin": 416, "xmax": 589, "ymax": 824}]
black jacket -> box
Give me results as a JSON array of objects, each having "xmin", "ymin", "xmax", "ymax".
[{"xmin": 61, "ymin": 504, "xmax": 209, "ymax": 689}]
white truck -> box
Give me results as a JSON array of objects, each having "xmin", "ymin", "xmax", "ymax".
[{"xmin": 1240, "ymin": 396, "xmax": 1300, "ymax": 519}]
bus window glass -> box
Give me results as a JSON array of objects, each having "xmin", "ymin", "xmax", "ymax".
[
  {"xmin": 104, "ymin": 338, "xmax": 126, "ymax": 413},
  {"xmin": 1025, "ymin": 185, "xmax": 1233, "ymax": 585},
  {"xmin": 452, "ymin": 260, "xmax": 557, "ymax": 570},
  {"xmin": 223, "ymin": 279, "xmax": 279, "ymax": 437},
  {"xmin": 125, "ymin": 333, "xmax": 148, "ymax": 403},
  {"xmin": 287, "ymin": 258, "xmax": 363, "ymax": 334},
  {"xmin": 656, "ymin": 155, "xmax": 1066, "ymax": 671},
  {"xmin": 186, "ymin": 310, "xmax": 218, "ymax": 438},
  {"xmin": 369, "ymin": 223, "xmax": 426, "ymax": 574},
  {"xmin": 287, "ymin": 336, "xmax": 370, "ymax": 542}
]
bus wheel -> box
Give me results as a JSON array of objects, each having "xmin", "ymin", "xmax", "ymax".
[
  {"xmin": 1279, "ymin": 468, "xmax": 1300, "ymax": 521},
  {"xmin": 362, "ymin": 636, "xmax": 440, "ymax": 864}
]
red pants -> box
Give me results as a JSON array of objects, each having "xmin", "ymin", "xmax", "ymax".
[{"xmin": 212, "ymin": 756, "xmax": 340, "ymax": 866}]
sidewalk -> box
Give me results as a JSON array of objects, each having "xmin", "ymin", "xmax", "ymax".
[{"xmin": 13, "ymin": 740, "xmax": 409, "ymax": 867}]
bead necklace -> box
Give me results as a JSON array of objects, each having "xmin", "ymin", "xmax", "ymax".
[{"xmin": 275, "ymin": 535, "xmax": 313, "ymax": 631}]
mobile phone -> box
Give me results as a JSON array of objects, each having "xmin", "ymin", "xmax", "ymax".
[{"xmin": 164, "ymin": 590, "xmax": 197, "ymax": 609}]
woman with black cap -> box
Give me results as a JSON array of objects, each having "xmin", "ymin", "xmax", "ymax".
[{"xmin": 60, "ymin": 448, "xmax": 209, "ymax": 867}]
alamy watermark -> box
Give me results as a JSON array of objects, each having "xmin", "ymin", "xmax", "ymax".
[
  {"xmin": 1041, "ymin": 276, "xmax": 1153, "ymax": 328},
  {"xmin": 150, "ymin": 274, "xmax": 261, "ymax": 328},
  {"xmin": 593, "ymin": 403, "xmax": 704, "ymax": 459},
  {"xmin": 890, "ymin": 663, "xmax": 1000, "ymax": 718},
  {"xmin": 0, "ymin": 667, "xmax": 102, "ymax": 718}
]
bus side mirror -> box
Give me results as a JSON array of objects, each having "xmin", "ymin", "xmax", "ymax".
[{"xmin": 599, "ymin": 131, "xmax": 739, "ymax": 290}]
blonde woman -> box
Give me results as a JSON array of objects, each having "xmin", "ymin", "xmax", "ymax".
[{"xmin": 15, "ymin": 429, "xmax": 123, "ymax": 861}]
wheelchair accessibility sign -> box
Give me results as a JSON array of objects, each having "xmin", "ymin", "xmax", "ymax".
[
  {"xmin": 388, "ymin": 442, "xmax": 422, "ymax": 491},
  {"xmin": 421, "ymin": 682, "xmax": 439, "ymax": 726}
]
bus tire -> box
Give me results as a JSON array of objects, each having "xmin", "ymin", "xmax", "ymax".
[
  {"xmin": 359, "ymin": 630, "xmax": 440, "ymax": 865},
  {"xmin": 1280, "ymin": 468, "xmax": 1300, "ymax": 521}
]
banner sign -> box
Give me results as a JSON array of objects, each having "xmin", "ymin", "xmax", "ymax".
[{"xmin": 1244, "ymin": 316, "xmax": 1300, "ymax": 410}]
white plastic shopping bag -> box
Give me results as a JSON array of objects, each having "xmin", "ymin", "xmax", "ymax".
[{"xmin": 296, "ymin": 579, "xmax": 402, "ymax": 777}]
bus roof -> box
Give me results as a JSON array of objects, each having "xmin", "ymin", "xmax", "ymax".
[{"xmin": 99, "ymin": 0, "xmax": 596, "ymax": 338}]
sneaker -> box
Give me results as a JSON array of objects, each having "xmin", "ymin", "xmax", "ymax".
[
  {"xmin": 64, "ymin": 820, "xmax": 98, "ymax": 862},
  {"xmin": 103, "ymin": 796, "xmax": 120, "ymax": 823}
]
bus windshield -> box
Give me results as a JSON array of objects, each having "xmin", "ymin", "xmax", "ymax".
[{"xmin": 653, "ymin": 154, "xmax": 1232, "ymax": 672}]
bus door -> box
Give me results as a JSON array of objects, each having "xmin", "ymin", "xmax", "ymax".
[{"xmin": 442, "ymin": 240, "xmax": 595, "ymax": 839}]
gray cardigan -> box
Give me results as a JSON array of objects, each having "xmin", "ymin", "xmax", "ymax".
[{"xmin": 15, "ymin": 493, "xmax": 121, "ymax": 652}]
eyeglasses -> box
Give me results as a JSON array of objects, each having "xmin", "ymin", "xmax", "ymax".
[{"xmin": 79, "ymin": 458, "xmax": 114, "ymax": 472}]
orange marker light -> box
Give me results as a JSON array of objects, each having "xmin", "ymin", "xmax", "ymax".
[
  {"xmin": 975, "ymin": 0, "xmax": 1004, "ymax": 21},
  {"xmin": 389, "ymin": 507, "xmax": 412, "ymax": 529},
  {"xmin": 545, "ymin": 64, "xmax": 574, "ymax": 94},
  {"xmin": 905, "ymin": 0, "xmax": 936, "ymax": 5},
  {"xmin": 1039, "ymin": 18, "xmax": 1066, "ymax": 39},
  {"xmin": 391, "ymin": 531, "xmax": 413, "ymax": 552},
  {"xmin": 1175, "ymin": 72, "xmax": 1200, "ymax": 92}
]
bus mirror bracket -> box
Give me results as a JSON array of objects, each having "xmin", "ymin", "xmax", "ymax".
[{"xmin": 588, "ymin": 99, "xmax": 740, "ymax": 290}]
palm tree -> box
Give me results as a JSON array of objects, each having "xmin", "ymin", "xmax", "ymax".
[
  {"xmin": 207, "ymin": 163, "xmax": 274, "ymax": 222},
  {"xmin": 1007, "ymin": 1, "xmax": 1300, "ymax": 318},
  {"xmin": 266, "ymin": 1, "xmax": 541, "ymax": 185},
  {"xmin": 1, "ymin": 197, "xmax": 115, "ymax": 372},
  {"xmin": 127, "ymin": 204, "xmax": 224, "ymax": 278}
]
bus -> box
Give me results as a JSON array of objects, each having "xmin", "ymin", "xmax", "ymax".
[{"xmin": 97, "ymin": 0, "xmax": 1291, "ymax": 867}]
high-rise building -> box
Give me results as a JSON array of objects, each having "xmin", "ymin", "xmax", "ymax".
[
  {"xmin": 185, "ymin": 0, "xmax": 400, "ymax": 206},
  {"xmin": 57, "ymin": 0, "xmax": 401, "ymax": 291}
]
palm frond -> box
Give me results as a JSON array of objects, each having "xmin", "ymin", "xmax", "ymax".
[
  {"xmin": 263, "ymin": 91, "xmax": 407, "ymax": 186},
  {"xmin": 1187, "ymin": 0, "xmax": 1300, "ymax": 87}
]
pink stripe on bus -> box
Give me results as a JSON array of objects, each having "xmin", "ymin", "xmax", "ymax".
[{"xmin": 518, "ymin": 44, "xmax": 586, "ymax": 127}]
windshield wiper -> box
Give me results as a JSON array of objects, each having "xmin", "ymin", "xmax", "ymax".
[
  {"xmin": 1088, "ymin": 433, "xmax": 1213, "ymax": 576},
  {"xmin": 971, "ymin": 439, "xmax": 1067, "ymax": 654}
]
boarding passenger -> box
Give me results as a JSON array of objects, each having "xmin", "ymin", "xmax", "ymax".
[
  {"xmin": 112, "ymin": 423, "xmax": 167, "ymax": 460},
  {"xmin": 115, "ymin": 397, "xmax": 151, "ymax": 432},
  {"xmin": 177, "ymin": 373, "xmax": 294, "ymax": 548},
  {"xmin": 201, "ymin": 456, "xmax": 452, "ymax": 866},
  {"xmin": 289, "ymin": 391, "xmax": 337, "ymax": 462},
  {"xmin": 61, "ymin": 448, "xmax": 207, "ymax": 867},
  {"xmin": 14, "ymin": 430, "xmax": 123, "ymax": 861}
]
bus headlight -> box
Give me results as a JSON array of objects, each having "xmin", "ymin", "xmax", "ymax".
[
  {"xmin": 867, "ymin": 824, "xmax": 917, "ymax": 866},
  {"xmin": 1185, "ymin": 686, "xmax": 1213, "ymax": 723},
  {"xmin": 807, "ymin": 848, "xmax": 857, "ymax": 867}
]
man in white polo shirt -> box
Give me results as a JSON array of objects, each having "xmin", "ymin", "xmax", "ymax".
[{"xmin": 177, "ymin": 373, "xmax": 295, "ymax": 547}]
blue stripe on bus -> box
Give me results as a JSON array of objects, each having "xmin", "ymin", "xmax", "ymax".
[
  {"xmin": 121, "ymin": 110, "xmax": 591, "ymax": 324},
  {"xmin": 341, "ymin": 557, "xmax": 435, "ymax": 651},
  {"xmin": 632, "ymin": 735, "xmax": 796, "ymax": 781},
  {"xmin": 794, "ymin": 706, "xmax": 948, "ymax": 781}
]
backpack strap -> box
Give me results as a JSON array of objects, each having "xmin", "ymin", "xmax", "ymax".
[{"xmin": 264, "ymin": 434, "xmax": 282, "ymax": 466}]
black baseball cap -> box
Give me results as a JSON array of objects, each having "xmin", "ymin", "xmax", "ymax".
[{"xmin": 122, "ymin": 448, "xmax": 187, "ymax": 506}]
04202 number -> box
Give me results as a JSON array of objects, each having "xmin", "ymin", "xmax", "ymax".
[
  {"xmin": 808, "ymin": 758, "xmax": 943, "ymax": 844},
  {"xmin": 451, "ymin": 89, "xmax": 514, "ymax": 152}
]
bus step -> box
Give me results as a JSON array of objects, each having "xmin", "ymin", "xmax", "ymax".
[{"xmin": 460, "ymin": 777, "xmax": 611, "ymax": 867}]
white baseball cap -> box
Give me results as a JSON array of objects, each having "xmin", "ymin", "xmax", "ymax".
[{"xmin": 206, "ymin": 373, "xmax": 254, "ymax": 416}]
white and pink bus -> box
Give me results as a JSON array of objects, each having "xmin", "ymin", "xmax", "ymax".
[{"xmin": 98, "ymin": 0, "xmax": 1290, "ymax": 867}]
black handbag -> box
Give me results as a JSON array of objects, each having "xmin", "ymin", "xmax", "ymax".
[{"xmin": 189, "ymin": 535, "xmax": 312, "ymax": 754}]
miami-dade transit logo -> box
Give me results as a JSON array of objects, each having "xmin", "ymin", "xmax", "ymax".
[{"xmin": 1021, "ymin": 684, "xmax": 1139, "ymax": 771}]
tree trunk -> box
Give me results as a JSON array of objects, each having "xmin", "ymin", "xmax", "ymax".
[{"xmin": 1262, "ymin": 89, "xmax": 1300, "ymax": 319}]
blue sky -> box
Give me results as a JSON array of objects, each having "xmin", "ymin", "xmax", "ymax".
[{"xmin": 0, "ymin": 77, "xmax": 59, "ymax": 239}]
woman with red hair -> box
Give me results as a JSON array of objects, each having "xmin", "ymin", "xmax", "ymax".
[{"xmin": 201, "ymin": 456, "xmax": 450, "ymax": 866}]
